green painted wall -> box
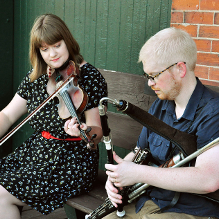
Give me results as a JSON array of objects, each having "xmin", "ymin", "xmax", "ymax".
[
  {"xmin": 0, "ymin": 0, "xmax": 14, "ymax": 157},
  {"xmin": 13, "ymin": 0, "xmax": 172, "ymax": 85}
]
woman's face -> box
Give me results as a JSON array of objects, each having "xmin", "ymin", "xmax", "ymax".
[{"xmin": 39, "ymin": 40, "xmax": 69, "ymax": 69}]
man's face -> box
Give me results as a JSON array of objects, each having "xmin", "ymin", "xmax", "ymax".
[{"xmin": 143, "ymin": 62, "xmax": 182, "ymax": 101}]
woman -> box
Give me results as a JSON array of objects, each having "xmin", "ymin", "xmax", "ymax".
[{"xmin": 0, "ymin": 14, "xmax": 107, "ymax": 218}]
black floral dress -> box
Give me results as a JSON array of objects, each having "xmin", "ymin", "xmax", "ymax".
[{"xmin": 0, "ymin": 63, "xmax": 107, "ymax": 215}]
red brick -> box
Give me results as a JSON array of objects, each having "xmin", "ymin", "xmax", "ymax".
[
  {"xmin": 194, "ymin": 65, "xmax": 209, "ymax": 79},
  {"xmin": 209, "ymin": 67, "xmax": 219, "ymax": 80},
  {"xmin": 200, "ymin": 0, "xmax": 219, "ymax": 10},
  {"xmin": 171, "ymin": 12, "xmax": 184, "ymax": 23},
  {"xmin": 172, "ymin": 0, "xmax": 199, "ymax": 10},
  {"xmin": 171, "ymin": 24, "xmax": 198, "ymax": 37},
  {"xmin": 200, "ymin": 79, "xmax": 219, "ymax": 86},
  {"xmin": 197, "ymin": 52, "xmax": 219, "ymax": 66},
  {"xmin": 212, "ymin": 40, "xmax": 219, "ymax": 52},
  {"xmin": 194, "ymin": 39, "xmax": 211, "ymax": 52},
  {"xmin": 184, "ymin": 12, "xmax": 213, "ymax": 24},
  {"xmin": 214, "ymin": 13, "xmax": 219, "ymax": 24},
  {"xmin": 199, "ymin": 26, "xmax": 219, "ymax": 38}
]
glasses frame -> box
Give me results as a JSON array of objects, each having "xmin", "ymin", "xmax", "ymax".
[{"xmin": 143, "ymin": 62, "xmax": 186, "ymax": 81}]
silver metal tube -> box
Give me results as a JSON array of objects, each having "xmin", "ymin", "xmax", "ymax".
[{"xmin": 128, "ymin": 137, "xmax": 219, "ymax": 201}]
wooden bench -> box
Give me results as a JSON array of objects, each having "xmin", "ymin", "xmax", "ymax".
[
  {"xmin": 64, "ymin": 69, "xmax": 157, "ymax": 218},
  {"xmin": 64, "ymin": 69, "xmax": 219, "ymax": 219}
]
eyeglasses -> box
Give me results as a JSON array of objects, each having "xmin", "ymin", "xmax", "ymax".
[{"xmin": 143, "ymin": 62, "xmax": 186, "ymax": 81}]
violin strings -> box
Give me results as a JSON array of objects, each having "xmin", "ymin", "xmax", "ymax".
[{"xmin": 59, "ymin": 90, "xmax": 89, "ymax": 142}]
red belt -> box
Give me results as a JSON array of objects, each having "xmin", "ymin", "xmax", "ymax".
[{"xmin": 41, "ymin": 131, "xmax": 82, "ymax": 141}]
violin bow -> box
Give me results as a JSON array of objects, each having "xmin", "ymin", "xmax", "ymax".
[{"xmin": 0, "ymin": 74, "xmax": 74, "ymax": 146}]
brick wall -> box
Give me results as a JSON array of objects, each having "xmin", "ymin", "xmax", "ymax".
[{"xmin": 171, "ymin": 0, "xmax": 219, "ymax": 86}]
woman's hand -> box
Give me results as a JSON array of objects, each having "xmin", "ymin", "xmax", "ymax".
[
  {"xmin": 64, "ymin": 107, "xmax": 103, "ymax": 150},
  {"xmin": 64, "ymin": 117, "xmax": 87, "ymax": 137}
]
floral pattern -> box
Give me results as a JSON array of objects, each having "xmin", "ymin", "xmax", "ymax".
[{"xmin": 0, "ymin": 63, "xmax": 107, "ymax": 215}]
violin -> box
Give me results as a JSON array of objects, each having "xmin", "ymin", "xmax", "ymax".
[
  {"xmin": 47, "ymin": 60, "xmax": 87, "ymax": 118},
  {"xmin": 0, "ymin": 60, "xmax": 96, "ymax": 149},
  {"xmin": 47, "ymin": 60, "xmax": 96, "ymax": 149}
]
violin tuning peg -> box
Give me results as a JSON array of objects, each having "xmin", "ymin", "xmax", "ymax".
[
  {"xmin": 91, "ymin": 134, "xmax": 97, "ymax": 140},
  {"xmin": 86, "ymin": 127, "xmax": 92, "ymax": 133},
  {"xmin": 89, "ymin": 142, "xmax": 96, "ymax": 149}
]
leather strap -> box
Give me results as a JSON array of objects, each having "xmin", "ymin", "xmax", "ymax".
[
  {"xmin": 120, "ymin": 101, "xmax": 197, "ymax": 157},
  {"xmin": 151, "ymin": 192, "xmax": 181, "ymax": 214}
]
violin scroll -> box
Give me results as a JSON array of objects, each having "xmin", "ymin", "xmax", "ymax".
[{"xmin": 83, "ymin": 127, "xmax": 97, "ymax": 149}]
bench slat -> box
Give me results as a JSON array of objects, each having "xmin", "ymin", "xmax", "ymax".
[
  {"xmin": 66, "ymin": 195, "xmax": 104, "ymax": 214},
  {"xmin": 100, "ymin": 69, "xmax": 156, "ymax": 112}
]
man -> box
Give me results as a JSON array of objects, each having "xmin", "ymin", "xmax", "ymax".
[{"xmin": 104, "ymin": 27, "xmax": 219, "ymax": 218}]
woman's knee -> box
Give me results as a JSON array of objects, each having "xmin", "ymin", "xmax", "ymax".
[{"xmin": 0, "ymin": 185, "xmax": 25, "ymax": 206}]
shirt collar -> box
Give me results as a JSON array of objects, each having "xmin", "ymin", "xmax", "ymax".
[{"xmin": 162, "ymin": 78, "xmax": 204, "ymax": 121}]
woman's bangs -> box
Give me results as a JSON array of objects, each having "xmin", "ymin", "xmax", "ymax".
[{"xmin": 34, "ymin": 27, "xmax": 62, "ymax": 48}]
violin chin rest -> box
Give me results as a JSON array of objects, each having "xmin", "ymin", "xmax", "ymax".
[{"xmin": 56, "ymin": 59, "xmax": 70, "ymax": 71}]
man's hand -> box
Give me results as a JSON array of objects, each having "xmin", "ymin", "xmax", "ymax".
[
  {"xmin": 105, "ymin": 152, "xmax": 139, "ymax": 189},
  {"xmin": 105, "ymin": 177, "xmax": 123, "ymax": 207}
]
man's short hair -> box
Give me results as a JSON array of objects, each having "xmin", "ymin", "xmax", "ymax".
[{"xmin": 139, "ymin": 27, "xmax": 197, "ymax": 71}]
